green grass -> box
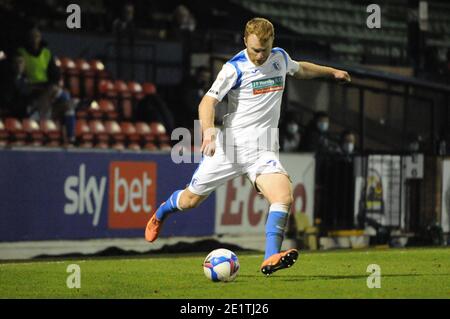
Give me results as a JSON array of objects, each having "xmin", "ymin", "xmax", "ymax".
[{"xmin": 0, "ymin": 247, "xmax": 449, "ymax": 298}]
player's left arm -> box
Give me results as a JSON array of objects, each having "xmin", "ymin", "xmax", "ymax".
[{"xmin": 294, "ymin": 61, "xmax": 351, "ymax": 83}]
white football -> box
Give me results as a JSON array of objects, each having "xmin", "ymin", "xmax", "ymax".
[{"xmin": 203, "ymin": 248, "xmax": 240, "ymax": 282}]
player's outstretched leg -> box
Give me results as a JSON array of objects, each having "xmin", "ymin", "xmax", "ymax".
[
  {"xmin": 145, "ymin": 190, "xmax": 184, "ymax": 242},
  {"xmin": 260, "ymin": 203, "xmax": 299, "ymax": 275},
  {"xmin": 145, "ymin": 189, "xmax": 207, "ymax": 242}
]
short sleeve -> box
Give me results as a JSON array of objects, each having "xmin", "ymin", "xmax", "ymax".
[
  {"xmin": 205, "ymin": 63, "xmax": 237, "ymax": 102},
  {"xmin": 285, "ymin": 50, "xmax": 300, "ymax": 76}
]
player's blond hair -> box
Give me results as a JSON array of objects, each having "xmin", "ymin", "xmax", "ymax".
[{"xmin": 244, "ymin": 18, "xmax": 274, "ymax": 43}]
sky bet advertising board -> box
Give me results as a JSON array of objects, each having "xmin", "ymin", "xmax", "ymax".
[{"xmin": 0, "ymin": 150, "xmax": 215, "ymax": 241}]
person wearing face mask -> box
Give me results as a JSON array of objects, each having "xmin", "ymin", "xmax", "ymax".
[
  {"xmin": 338, "ymin": 130, "xmax": 356, "ymax": 158},
  {"xmin": 299, "ymin": 111, "xmax": 332, "ymax": 154},
  {"xmin": 281, "ymin": 118, "xmax": 302, "ymax": 152}
]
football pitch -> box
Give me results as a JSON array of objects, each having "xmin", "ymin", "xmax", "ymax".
[{"xmin": 0, "ymin": 247, "xmax": 449, "ymax": 299}]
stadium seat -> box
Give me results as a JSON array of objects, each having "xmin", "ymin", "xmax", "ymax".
[
  {"xmin": 128, "ymin": 81, "xmax": 144, "ymax": 100},
  {"xmin": 115, "ymin": 80, "xmax": 133, "ymax": 120},
  {"xmin": 89, "ymin": 120, "xmax": 109, "ymax": 149},
  {"xmin": 104, "ymin": 120, "xmax": 125, "ymax": 150},
  {"xmin": 87, "ymin": 100, "xmax": 102, "ymax": 119},
  {"xmin": 60, "ymin": 57, "xmax": 80, "ymax": 98},
  {"xmin": 150, "ymin": 121, "xmax": 170, "ymax": 145},
  {"xmin": 98, "ymin": 79, "xmax": 118, "ymax": 108},
  {"xmin": 89, "ymin": 60, "xmax": 108, "ymax": 78},
  {"xmin": 89, "ymin": 59, "xmax": 108, "ymax": 98},
  {"xmin": 98, "ymin": 99, "xmax": 118, "ymax": 120},
  {"xmin": 40, "ymin": 119, "xmax": 62, "ymax": 147},
  {"xmin": 159, "ymin": 142, "xmax": 172, "ymax": 151},
  {"xmin": 98, "ymin": 79, "xmax": 116, "ymax": 96},
  {"xmin": 128, "ymin": 144, "xmax": 141, "ymax": 151},
  {"xmin": 142, "ymin": 82, "xmax": 157, "ymax": 96},
  {"xmin": 120, "ymin": 122, "xmax": 140, "ymax": 149},
  {"xmin": 135, "ymin": 122, "xmax": 155, "ymax": 146},
  {"xmin": 4, "ymin": 117, "xmax": 26, "ymax": 146},
  {"xmin": 75, "ymin": 58, "xmax": 95, "ymax": 99},
  {"xmin": 54, "ymin": 56, "xmax": 61, "ymax": 68},
  {"xmin": 142, "ymin": 142, "xmax": 158, "ymax": 151},
  {"xmin": 75, "ymin": 119, "xmax": 93, "ymax": 148},
  {"xmin": 22, "ymin": 119, "xmax": 44, "ymax": 146},
  {"xmin": 135, "ymin": 121, "xmax": 151, "ymax": 135}
]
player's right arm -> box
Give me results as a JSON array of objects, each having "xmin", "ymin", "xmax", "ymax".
[{"xmin": 200, "ymin": 63, "xmax": 238, "ymax": 156}]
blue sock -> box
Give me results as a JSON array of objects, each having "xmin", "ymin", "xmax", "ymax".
[
  {"xmin": 155, "ymin": 190, "xmax": 183, "ymax": 221},
  {"xmin": 264, "ymin": 210, "xmax": 288, "ymax": 260}
]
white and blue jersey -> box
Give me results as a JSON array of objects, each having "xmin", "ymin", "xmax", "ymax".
[
  {"xmin": 187, "ymin": 47, "xmax": 299, "ymax": 196},
  {"xmin": 206, "ymin": 47, "xmax": 300, "ymax": 151}
]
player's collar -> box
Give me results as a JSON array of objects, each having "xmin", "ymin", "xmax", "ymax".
[{"xmin": 244, "ymin": 49, "xmax": 273, "ymax": 68}]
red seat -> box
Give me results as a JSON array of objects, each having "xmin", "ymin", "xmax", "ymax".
[
  {"xmin": 142, "ymin": 82, "xmax": 157, "ymax": 96},
  {"xmin": 75, "ymin": 58, "xmax": 90, "ymax": 73},
  {"xmin": 136, "ymin": 122, "xmax": 161, "ymax": 150},
  {"xmin": 60, "ymin": 57, "xmax": 80, "ymax": 98},
  {"xmin": 40, "ymin": 119, "xmax": 62, "ymax": 147},
  {"xmin": 75, "ymin": 58, "xmax": 96, "ymax": 99},
  {"xmin": 98, "ymin": 79, "xmax": 118, "ymax": 110},
  {"xmin": 114, "ymin": 80, "xmax": 129, "ymax": 94},
  {"xmin": 98, "ymin": 79, "xmax": 115, "ymax": 96},
  {"xmin": 90, "ymin": 60, "xmax": 108, "ymax": 79},
  {"xmin": 143, "ymin": 142, "xmax": 158, "ymax": 151},
  {"xmin": 135, "ymin": 122, "xmax": 154, "ymax": 144},
  {"xmin": 128, "ymin": 81, "xmax": 144, "ymax": 100},
  {"xmin": 120, "ymin": 122, "xmax": 141, "ymax": 149},
  {"xmin": 75, "ymin": 119, "xmax": 93, "ymax": 148},
  {"xmin": 98, "ymin": 99, "xmax": 118, "ymax": 120},
  {"xmin": 128, "ymin": 143, "xmax": 141, "ymax": 151},
  {"xmin": 22, "ymin": 119, "xmax": 44, "ymax": 146},
  {"xmin": 89, "ymin": 59, "xmax": 108, "ymax": 98},
  {"xmin": 150, "ymin": 122, "xmax": 170, "ymax": 145},
  {"xmin": 59, "ymin": 57, "xmax": 76, "ymax": 73},
  {"xmin": 150, "ymin": 122, "xmax": 166, "ymax": 135},
  {"xmin": 89, "ymin": 120, "xmax": 109, "ymax": 149},
  {"xmin": 114, "ymin": 80, "xmax": 133, "ymax": 120},
  {"xmin": 5, "ymin": 117, "xmax": 26, "ymax": 146},
  {"xmin": 105, "ymin": 120, "xmax": 125, "ymax": 150},
  {"xmin": 87, "ymin": 100, "xmax": 102, "ymax": 119},
  {"xmin": 159, "ymin": 142, "xmax": 172, "ymax": 151}
]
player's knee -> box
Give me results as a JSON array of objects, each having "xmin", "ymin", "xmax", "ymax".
[{"xmin": 272, "ymin": 194, "xmax": 293, "ymax": 209}]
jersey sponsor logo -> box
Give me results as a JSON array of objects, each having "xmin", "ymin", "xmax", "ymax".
[
  {"xmin": 108, "ymin": 161, "xmax": 157, "ymax": 229},
  {"xmin": 251, "ymin": 76, "xmax": 283, "ymax": 95}
]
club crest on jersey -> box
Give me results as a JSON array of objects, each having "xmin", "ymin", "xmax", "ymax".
[{"xmin": 272, "ymin": 61, "xmax": 281, "ymax": 71}]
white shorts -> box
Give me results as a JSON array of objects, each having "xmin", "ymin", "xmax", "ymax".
[{"xmin": 187, "ymin": 143, "xmax": 289, "ymax": 196}]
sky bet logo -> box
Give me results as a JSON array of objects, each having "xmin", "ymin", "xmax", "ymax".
[{"xmin": 64, "ymin": 162, "xmax": 156, "ymax": 228}]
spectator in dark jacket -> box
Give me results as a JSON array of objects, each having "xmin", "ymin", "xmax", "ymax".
[
  {"xmin": 135, "ymin": 85, "xmax": 175, "ymax": 134},
  {"xmin": 299, "ymin": 111, "xmax": 334, "ymax": 154},
  {"xmin": 0, "ymin": 53, "xmax": 31, "ymax": 118}
]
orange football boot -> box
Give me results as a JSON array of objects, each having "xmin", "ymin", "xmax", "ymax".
[
  {"xmin": 260, "ymin": 248, "xmax": 299, "ymax": 275},
  {"xmin": 145, "ymin": 213, "xmax": 163, "ymax": 242}
]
